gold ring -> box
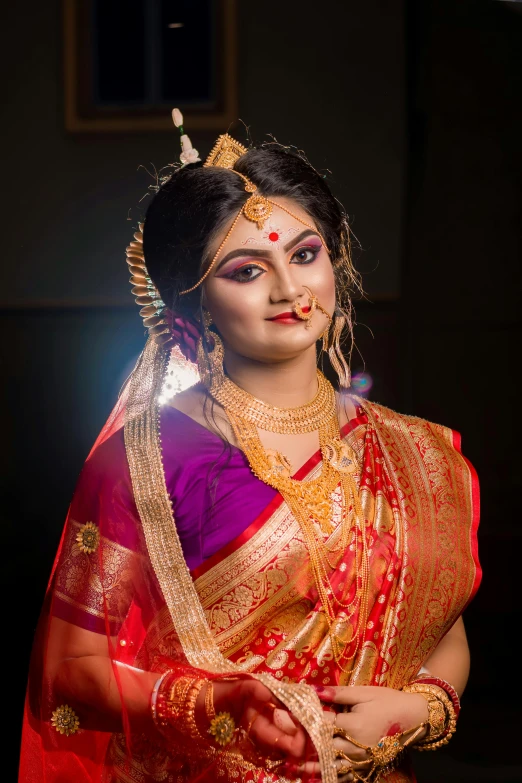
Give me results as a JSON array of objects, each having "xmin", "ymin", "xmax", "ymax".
[{"xmin": 338, "ymin": 764, "xmax": 352, "ymax": 775}]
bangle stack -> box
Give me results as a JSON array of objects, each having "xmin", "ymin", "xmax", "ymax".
[
  {"xmin": 151, "ymin": 670, "xmax": 236, "ymax": 748},
  {"xmin": 402, "ymin": 679, "xmax": 458, "ymax": 750},
  {"xmin": 413, "ymin": 675, "xmax": 461, "ymax": 718}
]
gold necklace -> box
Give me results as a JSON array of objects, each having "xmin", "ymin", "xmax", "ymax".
[
  {"xmin": 213, "ymin": 378, "xmax": 371, "ymax": 671},
  {"xmin": 211, "ymin": 369, "xmax": 336, "ymax": 434}
]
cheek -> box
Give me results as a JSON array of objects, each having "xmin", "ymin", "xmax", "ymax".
[
  {"xmin": 204, "ymin": 280, "xmax": 267, "ymax": 333},
  {"xmin": 305, "ymin": 256, "xmax": 336, "ymax": 302}
]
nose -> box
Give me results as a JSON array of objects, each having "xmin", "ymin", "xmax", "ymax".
[{"xmin": 269, "ymin": 265, "xmax": 301, "ymax": 304}]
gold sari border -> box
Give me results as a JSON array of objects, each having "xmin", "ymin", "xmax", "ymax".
[{"xmin": 123, "ymin": 337, "xmax": 337, "ymax": 783}]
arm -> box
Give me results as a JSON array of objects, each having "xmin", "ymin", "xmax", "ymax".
[
  {"xmin": 420, "ymin": 615, "xmax": 470, "ymax": 696},
  {"xmin": 47, "ymin": 618, "xmax": 157, "ymax": 733},
  {"xmin": 47, "ymin": 617, "xmax": 306, "ymax": 758}
]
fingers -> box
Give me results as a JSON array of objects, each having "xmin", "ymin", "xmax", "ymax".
[
  {"xmin": 245, "ymin": 708, "xmax": 307, "ymax": 759},
  {"xmin": 273, "ymin": 707, "xmax": 298, "ymax": 735},
  {"xmin": 315, "ymin": 684, "xmax": 376, "ymax": 705}
]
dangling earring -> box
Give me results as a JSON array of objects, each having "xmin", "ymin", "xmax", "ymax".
[
  {"xmin": 197, "ymin": 310, "xmax": 225, "ymax": 391},
  {"xmin": 322, "ymin": 308, "xmax": 351, "ymax": 389}
]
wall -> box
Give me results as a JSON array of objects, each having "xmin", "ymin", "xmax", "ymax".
[{"xmin": 404, "ymin": 2, "xmax": 522, "ymax": 779}]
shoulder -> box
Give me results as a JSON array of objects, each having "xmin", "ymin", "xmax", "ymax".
[
  {"xmin": 335, "ymin": 391, "xmax": 359, "ymax": 428},
  {"xmin": 363, "ymin": 399, "xmax": 452, "ymax": 435},
  {"xmin": 362, "ymin": 399, "xmax": 469, "ymax": 467},
  {"xmin": 167, "ymin": 382, "xmax": 234, "ymax": 440}
]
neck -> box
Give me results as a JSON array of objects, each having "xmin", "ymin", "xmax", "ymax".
[{"xmin": 223, "ymin": 345, "xmax": 320, "ymax": 408}]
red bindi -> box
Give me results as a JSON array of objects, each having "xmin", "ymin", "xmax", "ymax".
[{"xmin": 268, "ymin": 232, "xmax": 279, "ymax": 242}]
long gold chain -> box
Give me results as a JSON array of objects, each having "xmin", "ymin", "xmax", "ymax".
[
  {"xmin": 215, "ymin": 380, "xmax": 371, "ymax": 671},
  {"xmin": 211, "ymin": 369, "xmax": 336, "ymax": 434}
]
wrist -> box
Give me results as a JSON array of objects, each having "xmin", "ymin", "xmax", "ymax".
[
  {"xmin": 402, "ymin": 681, "xmax": 458, "ymax": 751},
  {"xmin": 152, "ymin": 670, "xmax": 209, "ymax": 743},
  {"xmin": 151, "ymin": 671, "xmax": 238, "ymax": 749}
]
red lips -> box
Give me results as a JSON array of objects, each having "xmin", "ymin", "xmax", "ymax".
[{"xmin": 267, "ymin": 306, "xmax": 310, "ymax": 322}]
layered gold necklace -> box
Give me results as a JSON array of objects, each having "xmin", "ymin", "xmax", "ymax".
[{"xmin": 211, "ymin": 370, "xmax": 371, "ymax": 669}]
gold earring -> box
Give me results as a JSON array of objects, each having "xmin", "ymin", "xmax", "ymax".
[
  {"xmin": 322, "ymin": 309, "xmax": 351, "ymax": 389},
  {"xmin": 197, "ymin": 310, "xmax": 225, "ymax": 391}
]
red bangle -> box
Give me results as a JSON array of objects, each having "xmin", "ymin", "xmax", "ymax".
[{"xmin": 413, "ymin": 677, "xmax": 461, "ymax": 719}]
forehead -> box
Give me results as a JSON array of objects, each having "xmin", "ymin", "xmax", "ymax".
[{"xmin": 213, "ymin": 196, "xmax": 319, "ymax": 254}]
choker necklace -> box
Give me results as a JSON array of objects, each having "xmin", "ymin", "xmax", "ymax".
[
  {"xmin": 210, "ymin": 369, "xmax": 335, "ymax": 434},
  {"xmin": 209, "ymin": 373, "xmax": 371, "ymax": 671}
]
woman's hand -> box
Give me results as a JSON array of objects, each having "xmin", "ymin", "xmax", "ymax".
[
  {"xmin": 206, "ymin": 678, "xmax": 308, "ymax": 761},
  {"xmin": 317, "ymin": 685, "xmax": 428, "ymax": 764}
]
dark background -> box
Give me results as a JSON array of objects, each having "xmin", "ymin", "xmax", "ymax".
[{"xmin": 2, "ymin": 1, "xmax": 521, "ymax": 780}]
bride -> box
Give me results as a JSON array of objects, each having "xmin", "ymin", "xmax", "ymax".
[{"xmin": 19, "ymin": 110, "xmax": 480, "ymax": 783}]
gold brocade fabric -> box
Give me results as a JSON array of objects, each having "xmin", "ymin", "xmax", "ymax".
[{"xmin": 53, "ymin": 520, "xmax": 136, "ymax": 624}]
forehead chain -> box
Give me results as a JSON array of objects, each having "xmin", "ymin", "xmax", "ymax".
[{"xmin": 179, "ymin": 134, "xmax": 328, "ymax": 295}]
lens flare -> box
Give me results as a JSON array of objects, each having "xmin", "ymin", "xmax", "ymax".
[
  {"xmin": 351, "ymin": 371, "xmax": 373, "ymax": 397},
  {"xmin": 159, "ymin": 345, "xmax": 200, "ymax": 405}
]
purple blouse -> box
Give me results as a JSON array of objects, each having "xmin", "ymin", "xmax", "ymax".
[{"xmin": 160, "ymin": 406, "xmax": 278, "ymax": 571}]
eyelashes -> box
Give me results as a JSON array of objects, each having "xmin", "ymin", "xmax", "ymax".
[
  {"xmin": 221, "ymin": 244, "xmax": 322, "ymax": 284},
  {"xmin": 225, "ymin": 264, "xmax": 266, "ymax": 283}
]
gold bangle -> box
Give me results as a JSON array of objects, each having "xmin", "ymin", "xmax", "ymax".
[
  {"xmin": 183, "ymin": 678, "xmax": 209, "ymax": 743},
  {"xmin": 204, "ymin": 681, "xmax": 216, "ymax": 724},
  {"xmin": 402, "ymin": 682, "xmax": 457, "ymax": 750}
]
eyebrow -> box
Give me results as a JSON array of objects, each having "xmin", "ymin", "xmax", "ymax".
[{"xmin": 213, "ymin": 229, "xmax": 319, "ymax": 273}]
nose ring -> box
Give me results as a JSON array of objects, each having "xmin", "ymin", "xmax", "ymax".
[{"xmin": 292, "ymin": 286, "xmax": 332, "ymax": 329}]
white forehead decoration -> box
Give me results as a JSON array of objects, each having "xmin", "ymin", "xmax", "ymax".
[{"xmin": 241, "ymin": 223, "xmax": 299, "ymax": 249}]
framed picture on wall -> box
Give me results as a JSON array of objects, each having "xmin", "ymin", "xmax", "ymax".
[{"xmin": 63, "ymin": 0, "xmax": 237, "ymax": 132}]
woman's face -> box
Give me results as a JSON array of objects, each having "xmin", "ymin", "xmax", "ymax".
[{"xmin": 203, "ymin": 197, "xmax": 336, "ymax": 363}]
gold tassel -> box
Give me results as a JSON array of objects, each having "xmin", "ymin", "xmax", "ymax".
[{"xmin": 327, "ymin": 313, "xmax": 351, "ymax": 388}]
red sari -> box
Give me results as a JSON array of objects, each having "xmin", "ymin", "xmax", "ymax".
[{"xmin": 20, "ymin": 342, "xmax": 480, "ymax": 783}]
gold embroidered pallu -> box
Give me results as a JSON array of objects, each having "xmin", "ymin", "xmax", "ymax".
[{"xmin": 111, "ymin": 340, "xmax": 480, "ymax": 783}]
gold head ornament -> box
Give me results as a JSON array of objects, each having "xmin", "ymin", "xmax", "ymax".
[
  {"xmin": 179, "ymin": 126, "xmax": 329, "ymax": 295},
  {"xmin": 125, "ymin": 222, "xmax": 173, "ymax": 348}
]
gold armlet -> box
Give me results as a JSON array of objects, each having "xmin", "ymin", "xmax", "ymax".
[{"xmin": 402, "ymin": 682, "xmax": 457, "ymax": 750}]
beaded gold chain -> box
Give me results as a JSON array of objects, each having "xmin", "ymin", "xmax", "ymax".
[
  {"xmin": 214, "ymin": 375, "xmax": 371, "ymax": 670},
  {"xmin": 211, "ymin": 369, "xmax": 335, "ymax": 434}
]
